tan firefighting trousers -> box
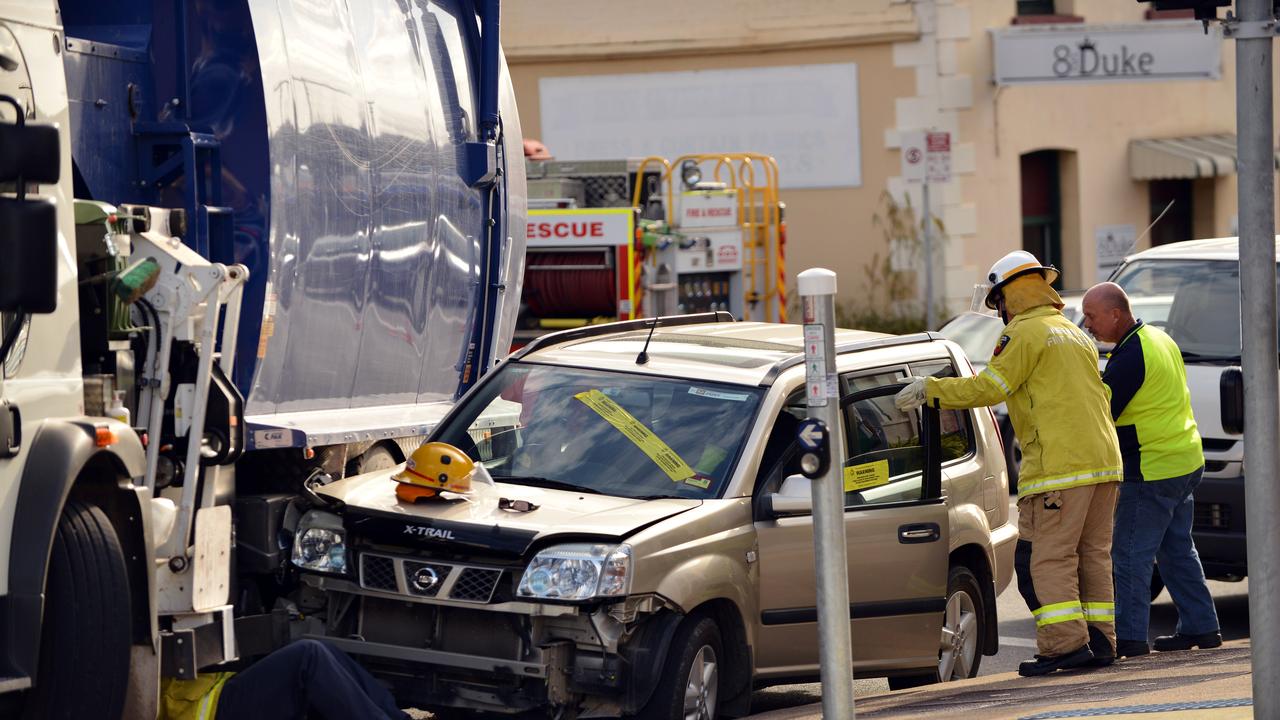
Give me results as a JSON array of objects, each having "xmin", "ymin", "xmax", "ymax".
[{"xmin": 1015, "ymin": 482, "xmax": 1119, "ymax": 657}]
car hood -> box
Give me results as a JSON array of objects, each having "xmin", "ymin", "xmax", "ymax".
[{"xmin": 318, "ymin": 469, "xmax": 701, "ymax": 556}]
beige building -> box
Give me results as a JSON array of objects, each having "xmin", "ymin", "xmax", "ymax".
[{"xmin": 504, "ymin": 0, "xmax": 1275, "ymax": 318}]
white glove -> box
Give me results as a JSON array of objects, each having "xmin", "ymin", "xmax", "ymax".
[{"xmin": 894, "ymin": 377, "xmax": 927, "ymax": 411}]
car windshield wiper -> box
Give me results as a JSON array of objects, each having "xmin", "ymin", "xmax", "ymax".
[{"xmin": 489, "ymin": 475, "xmax": 603, "ymax": 495}]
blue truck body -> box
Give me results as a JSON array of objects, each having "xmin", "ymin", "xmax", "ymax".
[{"xmin": 59, "ymin": 0, "xmax": 526, "ymax": 450}]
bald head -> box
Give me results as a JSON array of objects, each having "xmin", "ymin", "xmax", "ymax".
[{"xmin": 1082, "ymin": 282, "xmax": 1135, "ymax": 344}]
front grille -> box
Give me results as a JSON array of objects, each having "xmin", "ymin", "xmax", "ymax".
[
  {"xmin": 403, "ymin": 561, "xmax": 452, "ymax": 598},
  {"xmin": 1204, "ymin": 461, "xmax": 1229, "ymax": 474},
  {"xmin": 1194, "ymin": 502, "xmax": 1231, "ymax": 530},
  {"xmin": 356, "ymin": 551, "xmax": 503, "ymax": 604},
  {"xmin": 1202, "ymin": 438, "xmax": 1237, "ymax": 453},
  {"xmin": 450, "ymin": 568, "xmax": 502, "ymax": 603},
  {"xmin": 360, "ymin": 554, "xmax": 397, "ymax": 592}
]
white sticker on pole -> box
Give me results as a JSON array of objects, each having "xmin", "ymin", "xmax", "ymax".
[{"xmin": 804, "ymin": 324, "xmax": 828, "ymax": 406}]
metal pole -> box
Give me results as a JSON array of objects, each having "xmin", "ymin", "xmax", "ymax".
[
  {"xmin": 1234, "ymin": 1, "xmax": 1280, "ymax": 715},
  {"xmin": 923, "ymin": 180, "xmax": 935, "ymax": 330},
  {"xmin": 799, "ymin": 268, "xmax": 854, "ymax": 720}
]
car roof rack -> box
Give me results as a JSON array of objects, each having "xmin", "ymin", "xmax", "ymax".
[
  {"xmin": 760, "ymin": 331, "xmax": 944, "ymax": 385},
  {"xmin": 510, "ymin": 311, "xmax": 735, "ymax": 360}
]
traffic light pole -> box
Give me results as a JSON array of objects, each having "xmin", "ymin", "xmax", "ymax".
[
  {"xmin": 799, "ymin": 268, "xmax": 854, "ymax": 720},
  {"xmin": 1232, "ymin": 1, "xmax": 1280, "ymax": 716}
]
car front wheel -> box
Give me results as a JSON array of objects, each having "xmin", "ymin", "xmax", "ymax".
[
  {"xmin": 888, "ymin": 565, "xmax": 985, "ymax": 690},
  {"xmin": 639, "ymin": 616, "xmax": 722, "ymax": 720}
]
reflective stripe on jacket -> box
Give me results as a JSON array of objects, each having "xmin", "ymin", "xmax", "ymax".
[
  {"xmin": 925, "ymin": 305, "xmax": 1122, "ymax": 498},
  {"xmin": 160, "ymin": 672, "xmax": 233, "ymax": 720},
  {"xmin": 1102, "ymin": 321, "xmax": 1204, "ymax": 481}
]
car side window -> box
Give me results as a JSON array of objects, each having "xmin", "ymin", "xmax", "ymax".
[
  {"xmin": 838, "ymin": 370, "xmax": 926, "ymax": 508},
  {"xmin": 910, "ymin": 360, "xmax": 975, "ymax": 463}
]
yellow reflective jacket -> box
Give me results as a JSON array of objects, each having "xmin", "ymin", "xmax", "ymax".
[
  {"xmin": 925, "ymin": 305, "xmax": 1122, "ymax": 498},
  {"xmin": 159, "ymin": 672, "xmax": 233, "ymax": 720}
]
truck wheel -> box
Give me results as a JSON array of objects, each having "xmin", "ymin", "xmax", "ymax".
[
  {"xmin": 357, "ymin": 444, "xmax": 400, "ymax": 474},
  {"xmin": 21, "ymin": 501, "xmax": 132, "ymax": 720},
  {"xmin": 639, "ymin": 616, "xmax": 722, "ymax": 720},
  {"xmin": 888, "ymin": 565, "xmax": 984, "ymax": 690}
]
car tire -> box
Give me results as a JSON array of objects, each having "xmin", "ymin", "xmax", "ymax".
[
  {"xmin": 21, "ymin": 501, "xmax": 132, "ymax": 720},
  {"xmin": 888, "ymin": 565, "xmax": 984, "ymax": 691},
  {"xmin": 1002, "ymin": 421, "xmax": 1021, "ymax": 492},
  {"xmin": 638, "ymin": 616, "xmax": 723, "ymax": 720},
  {"xmin": 1151, "ymin": 566, "xmax": 1165, "ymax": 602}
]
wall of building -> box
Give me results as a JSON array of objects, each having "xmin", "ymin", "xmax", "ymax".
[{"xmin": 505, "ymin": 0, "xmax": 1279, "ymax": 319}]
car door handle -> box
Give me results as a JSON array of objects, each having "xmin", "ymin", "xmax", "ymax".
[{"xmin": 898, "ymin": 523, "xmax": 940, "ymax": 544}]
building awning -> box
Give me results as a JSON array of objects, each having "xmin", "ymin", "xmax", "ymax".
[{"xmin": 1129, "ymin": 133, "xmax": 1280, "ymax": 180}]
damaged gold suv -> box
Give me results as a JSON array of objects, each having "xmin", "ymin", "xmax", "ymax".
[{"xmin": 290, "ymin": 313, "xmax": 1017, "ymax": 719}]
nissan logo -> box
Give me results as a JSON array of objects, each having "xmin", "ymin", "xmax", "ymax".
[{"xmin": 411, "ymin": 566, "xmax": 441, "ymax": 592}]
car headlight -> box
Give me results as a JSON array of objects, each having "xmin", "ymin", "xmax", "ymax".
[
  {"xmin": 291, "ymin": 510, "xmax": 349, "ymax": 575},
  {"xmin": 517, "ymin": 543, "xmax": 632, "ymax": 601}
]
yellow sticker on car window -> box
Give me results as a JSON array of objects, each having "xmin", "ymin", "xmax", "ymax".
[
  {"xmin": 844, "ymin": 460, "xmax": 890, "ymax": 492},
  {"xmin": 574, "ymin": 389, "xmax": 696, "ymax": 483}
]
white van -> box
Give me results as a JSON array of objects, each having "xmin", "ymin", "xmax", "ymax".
[{"xmin": 1108, "ymin": 237, "xmax": 1258, "ymax": 582}]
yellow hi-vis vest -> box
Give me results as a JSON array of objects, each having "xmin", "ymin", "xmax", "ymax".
[
  {"xmin": 926, "ymin": 305, "xmax": 1122, "ymax": 498},
  {"xmin": 160, "ymin": 672, "xmax": 233, "ymax": 720}
]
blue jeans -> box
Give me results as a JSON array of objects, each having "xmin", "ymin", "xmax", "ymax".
[
  {"xmin": 217, "ymin": 639, "xmax": 408, "ymax": 720},
  {"xmin": 1112, "ymin": 467, "xmax": 1220, "ymax": 642}
]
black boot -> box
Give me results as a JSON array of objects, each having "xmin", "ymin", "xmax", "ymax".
[
  {"xmin": 1116, "ymin": 639, "xmax": 1151, "ymax": 657},
  {"xmin": 1153, "ymin": 631, "xmax": 1222, "ymax": 652},
  {"xmin": 1018, "ymin": 645, "xmax": 1095, "ymax": 677},
  {"xmin": 1087, "ymin": 626, "xmax": 1115, "ymax": 667}
]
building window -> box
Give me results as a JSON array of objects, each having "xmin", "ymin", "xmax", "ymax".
[
  {"xmin": 1017, "ymin": 0, "xmax": 1057, "ymax": 15},
  {"xmin": 1149, "ymin": 180, "xmax": 1193, "ymax": 247},
  {"xmin": 1020, "ymin": 151, "xmax": 1063, "ymax": 288},
  {"xmin": 1012, "ymin": 0, "xmax": 1083, "ymax": 24}
]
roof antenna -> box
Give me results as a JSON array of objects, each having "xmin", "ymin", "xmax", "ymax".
[{"xmin": 636, "ymin": 317, "xmax": 659, "ymax": 365}]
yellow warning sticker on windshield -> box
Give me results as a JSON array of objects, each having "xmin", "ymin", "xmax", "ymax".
[
  {"xmin": 574, "ymin": 389, "xmax": 696, "ymax": 482},
  {"xmin": 844, "ymin": 460, "xmax": 890, "ymax": 492}
]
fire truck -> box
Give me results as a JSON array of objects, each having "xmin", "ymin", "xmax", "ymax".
[{"xmin": 515, "ymin": 155, "xmax": 787, "ymax": 347}]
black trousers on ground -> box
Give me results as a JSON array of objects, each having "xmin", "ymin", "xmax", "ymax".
[{"xmin": 217, "ymin": 639, "xmax": 407, "ymax": 720}]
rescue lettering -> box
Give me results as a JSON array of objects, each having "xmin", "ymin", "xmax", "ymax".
[
  {"xmin": 527, "ymin": 221, "xmax": 605, "ymax": 240},
  {"xmin": 403, "ymin": 525, "xmax": 457, "ymax": 540},
  {"xmin": 685, "ymin": 208, "xmax": 733, "ymax": 218}
]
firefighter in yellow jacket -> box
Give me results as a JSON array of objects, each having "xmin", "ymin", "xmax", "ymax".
[{"xmin": 896, "ymin": 251, "xmax": 1122, "ymax": 676}]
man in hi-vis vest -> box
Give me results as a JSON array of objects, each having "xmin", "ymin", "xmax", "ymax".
[
  {"xmin": 897, "ymin": 251, "xmax": 1123, "ymax": 676},
  {"xmin": 1082, "ymin": 282, "xmax": 1221, "ymax": 659}
]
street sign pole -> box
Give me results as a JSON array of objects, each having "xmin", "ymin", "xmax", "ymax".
[
  {"xmin": 1232, "ymin": 1, "xmax": 1280, "ymax": 716},
  {"xmin": 799, "ymin": 268, "xmax": 854, "ymax": 720}
]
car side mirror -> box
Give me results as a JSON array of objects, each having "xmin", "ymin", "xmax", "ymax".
[
  {"xmin": 1220, "ymin": 366, "xmax": 1243, "ymax": 435},
  {"xmin": 0, "ymin": 96, "xmax": 60, "ymax": 315},
  {"xmin": 760, "ymin": 474, "xmax": 813, "ymax": 519}
]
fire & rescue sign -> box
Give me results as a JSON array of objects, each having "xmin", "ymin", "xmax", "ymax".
[{"xmin": 527, "ymin": 208, "xmax": 634, "ymax": 247}]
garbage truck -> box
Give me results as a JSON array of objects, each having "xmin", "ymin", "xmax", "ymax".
[{"xmin": 0, "ymin": 0, "xmax": 525, "ymax": 717}]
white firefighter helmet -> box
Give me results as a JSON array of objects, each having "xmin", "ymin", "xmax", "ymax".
[{"xmin": 978, "ymin": 250, "xmax": 1059, "ymax": 310}]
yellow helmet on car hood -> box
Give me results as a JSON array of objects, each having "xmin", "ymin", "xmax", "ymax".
[{"xmin": 393, "ymin": 442, "xmax": 475, "ymax": 503}]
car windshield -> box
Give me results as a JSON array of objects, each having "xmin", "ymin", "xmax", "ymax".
[
  {"xmin": 938, "ymin": 312, "xmax": 1004, "ymax": 365},
  {"xmin": 432, "ymin": 362, "xmax": 764, "ymax": 499},
  {"xmin": 1111, "ymin": 259, "xmax": 1271, "ymax": 360}
]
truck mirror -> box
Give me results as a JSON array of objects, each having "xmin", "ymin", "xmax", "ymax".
[
  {"xmin": 1220, "ymin": 366, "xmax": 1244, "ymax": 435},
  {"xmin": 0, "ymin": 197, "xmax": 57, "ymax": 313},
  {"xmin": 0, "ymin": 110, "xmax": 60, "ymax": 184}
]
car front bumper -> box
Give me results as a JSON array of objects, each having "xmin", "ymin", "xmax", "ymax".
[{"xmin": 1191, "ymin": 473, "xmax": 1247, "ymax": 580}]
